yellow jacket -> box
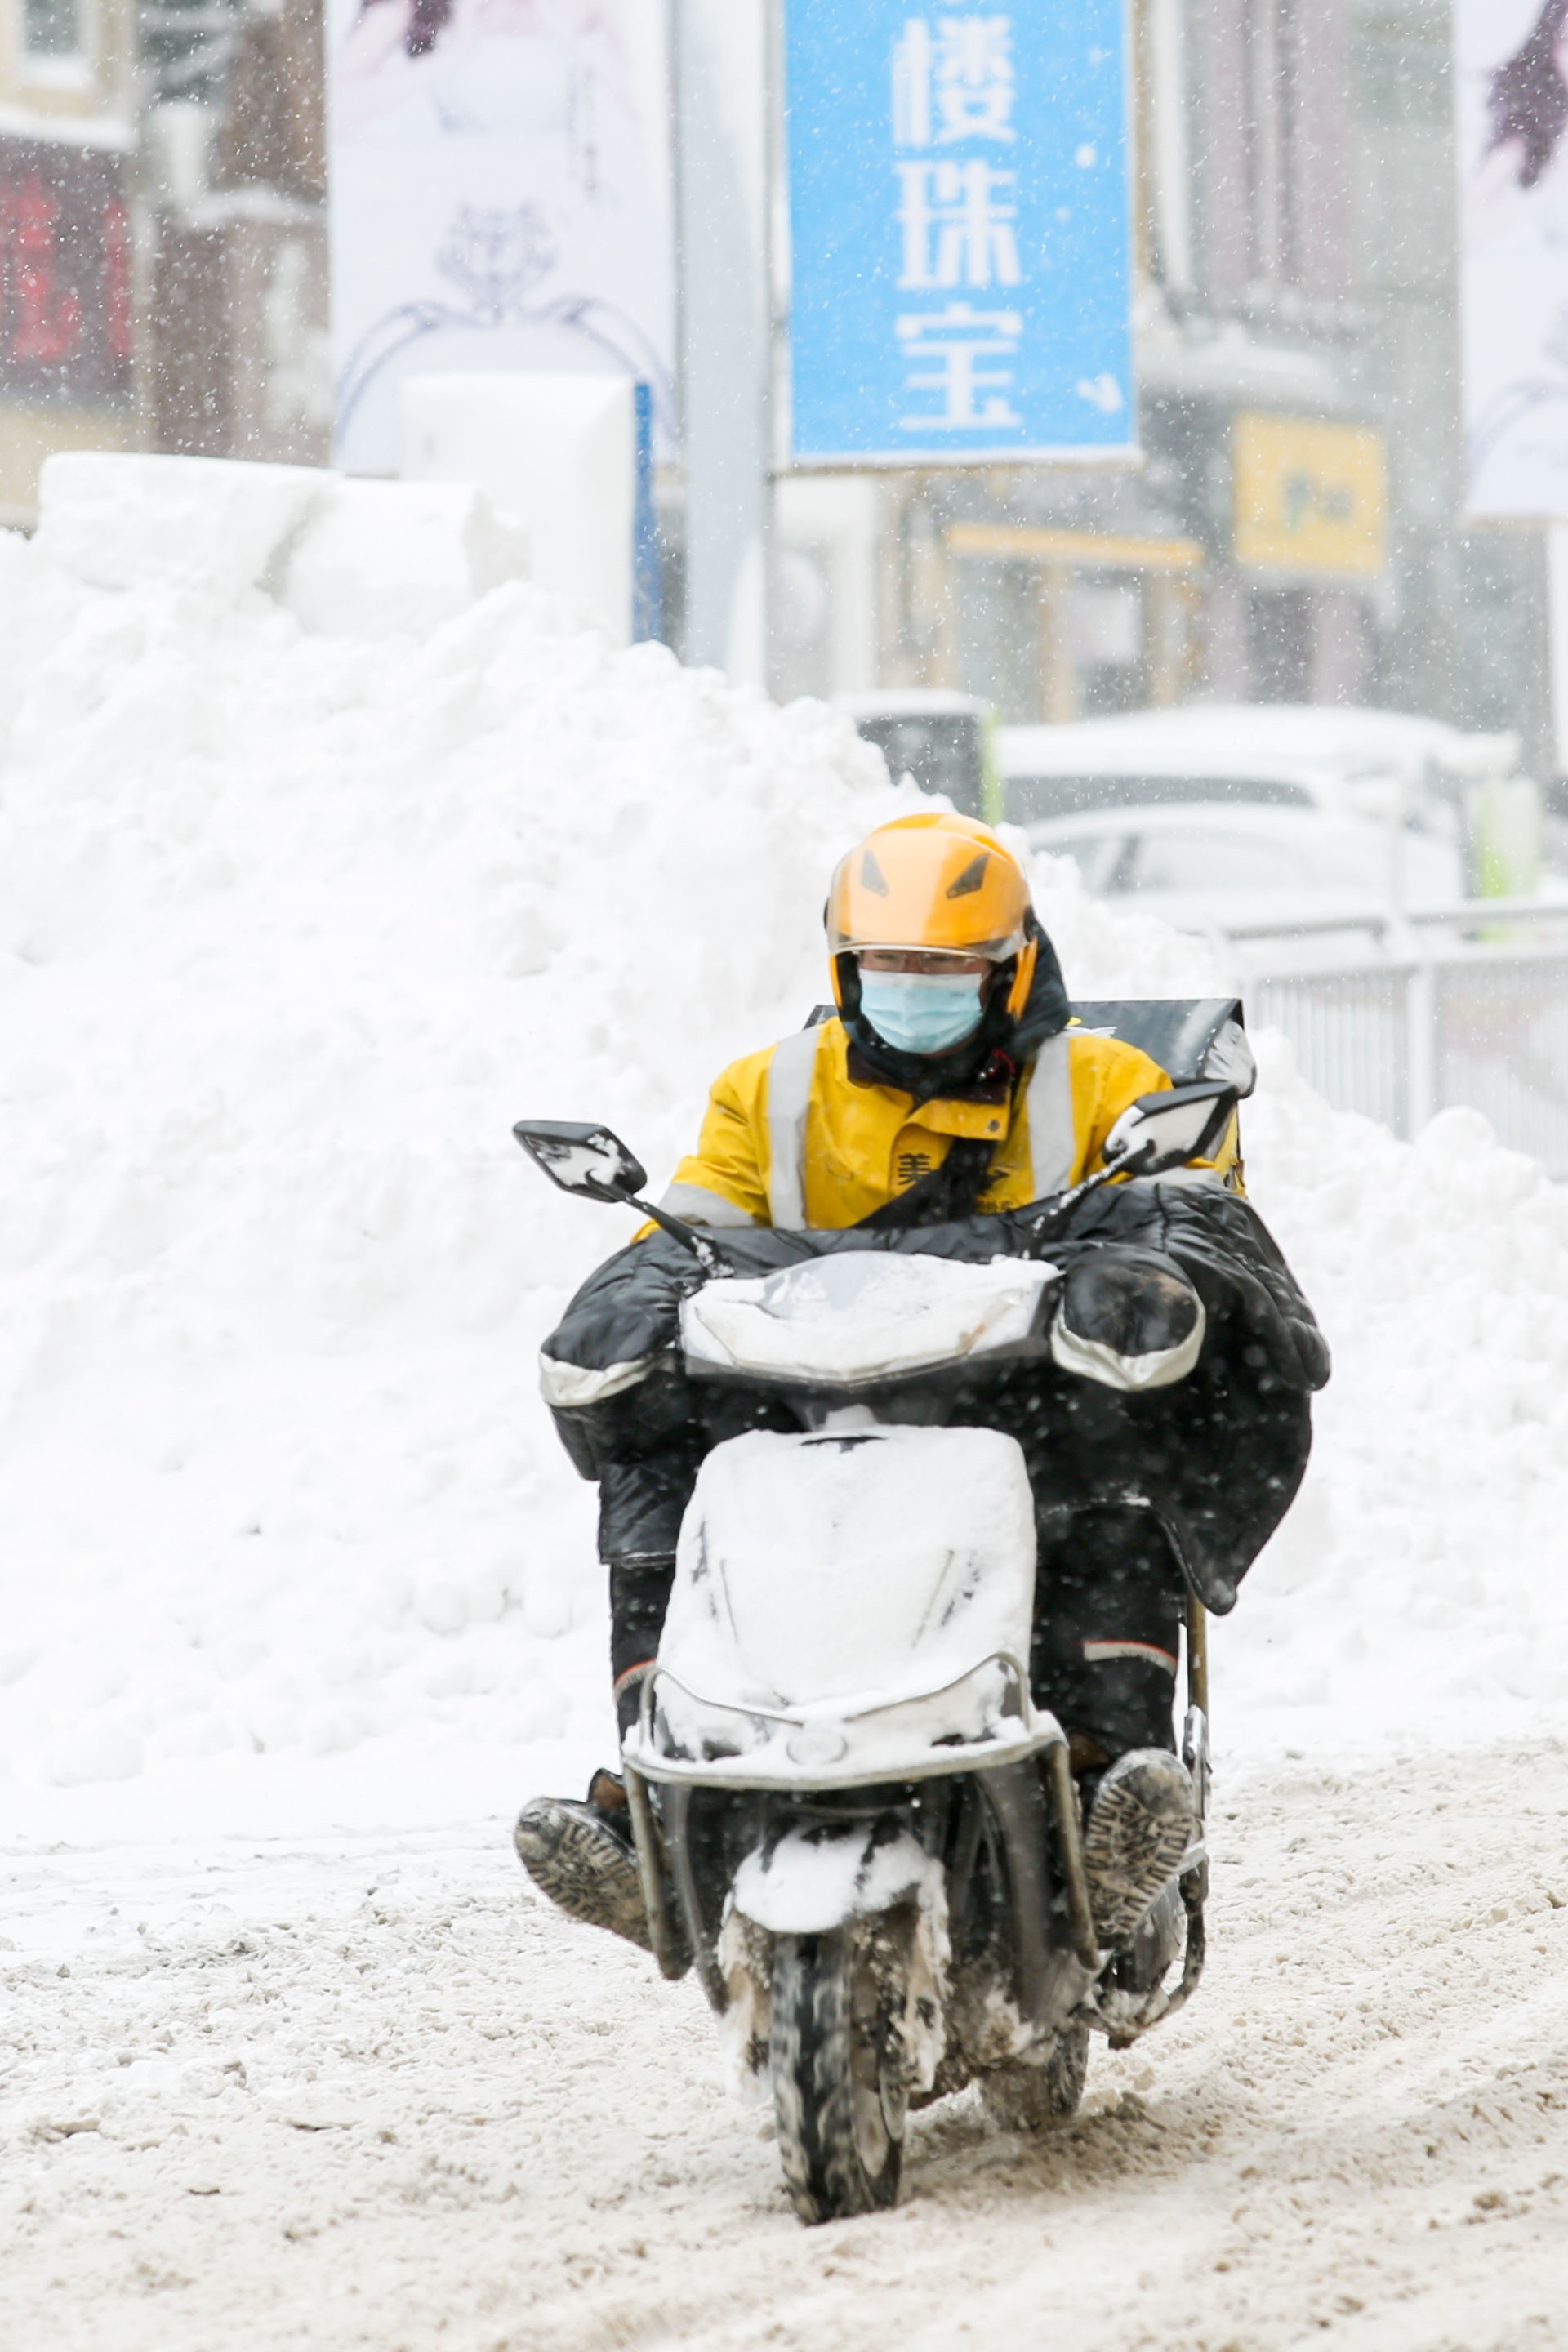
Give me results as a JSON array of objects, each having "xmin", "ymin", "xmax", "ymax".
[{"xmin": 659, "ymin": 1016, "xmax": 1173, "ymax": 1231}]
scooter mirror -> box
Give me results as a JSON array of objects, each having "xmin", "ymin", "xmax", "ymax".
[
  {"xmin": 513, "ymin": 1120, "xmax": 648, "ymax": 1204},
  {"xmin": 1102, "ymin": 1080, "xmax": 1238, "ymax": 1178}
]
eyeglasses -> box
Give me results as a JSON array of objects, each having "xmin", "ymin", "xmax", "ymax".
[{"xmin": 856, "ymin": 948, "xmax": 992, "ymax": 977}]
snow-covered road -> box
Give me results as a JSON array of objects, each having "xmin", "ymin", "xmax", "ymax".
[{"xmin": 5, "ymin": 1743, "xmax": 1567, "ymax": 2352}]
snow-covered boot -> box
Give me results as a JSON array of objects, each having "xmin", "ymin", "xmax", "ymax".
[
  {"xmin": 1081, "ymin": 1749, "xmax": 1197, "ymax": 1949},
  {"xmin": 513, "ymin": 1769, "xmax": 651, "ymax": 1953}
]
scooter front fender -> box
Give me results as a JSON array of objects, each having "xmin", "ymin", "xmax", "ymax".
[{"xmin": 730, "ymin": 1821, "xmax": 938, "ymax": 1937}]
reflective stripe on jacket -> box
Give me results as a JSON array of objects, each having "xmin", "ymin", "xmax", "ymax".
[{"xmin": 658, "ymin": 1016, "xmax": 1173, "ymax": 1232}]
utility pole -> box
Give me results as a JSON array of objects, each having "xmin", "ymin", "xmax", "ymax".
[{"xmin": 673, "ymin": 0, "xmax": 773, "ymax": 688}]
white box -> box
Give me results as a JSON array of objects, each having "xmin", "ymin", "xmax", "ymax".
[{"xmin": 401, "ymin": 373, "xmax": 639, "ymax": 647}]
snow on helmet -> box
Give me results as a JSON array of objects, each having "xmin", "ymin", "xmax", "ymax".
[{"xmin": 826, "ymin": 812, "xmax": 1040, "ymax": 1024}]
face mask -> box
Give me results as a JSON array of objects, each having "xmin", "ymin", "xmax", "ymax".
[{"xmin": 858, "ymin": 970, "xmax": 986, "ymax": 1056}]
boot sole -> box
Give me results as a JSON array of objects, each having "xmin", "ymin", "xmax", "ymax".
[
  {"xmin": 514, "ymin": 1807, "xmax": 653, "ymax": 1953},
  {"xmin": 1083, "ymin": 1773, "xmax": 1196, "ymax": 1949}
]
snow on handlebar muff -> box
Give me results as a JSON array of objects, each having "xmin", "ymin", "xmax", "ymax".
[
  {"xmin": 621, "ymin": 1423, "xmax": 1060, "ymax": 1791},
  {"xmin": 678, "ymin": 1252, "xmax": 1059, "ymax": 1390}
]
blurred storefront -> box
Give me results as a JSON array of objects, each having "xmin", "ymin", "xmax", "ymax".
[
  {"xmin": 0, "ymin": 0, "xmax": 1544, "ymax": 776},
  {"xmin": 1225, "ymin": 408, "xmax": 1389, "ymax": 702},
  {"xmin": 772, "ymin": 0, "xmax": 1557, "ymax": 779},
  {"xmin": 0, "ymin": 0, "xmax": 139, "ymax": 523},
  {"xmin": 144, "ymin": 0, "xmax": 329, "ymax": 465},
  {"xmin": 1353, "ymin": 0, "xmax": 1553, "ymax": 773},
  {"xmin": 0, "ymin": 0, "xmax": 328, "ymax": 520}
]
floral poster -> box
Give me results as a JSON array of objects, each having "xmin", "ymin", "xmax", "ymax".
[{"xmin": 328, "ymin": 0, "xmax": 675, "ymax": 473}]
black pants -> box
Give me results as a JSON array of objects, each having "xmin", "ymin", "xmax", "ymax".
[
  {"xmin": 603, "ymin": 1477, "xmax": 1183, "ymax": 1757},
  {"xmin": 1030, "ymin": 1506, "xmax": 1183, "ymax": 1757},
  {"xmin": 600, "ymin": 1457, "xmax": 691, "ymax": 1733}
]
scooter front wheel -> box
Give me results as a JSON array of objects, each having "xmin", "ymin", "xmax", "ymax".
[{"xmin": 770, "ymin": 1922, "xmax": 907, "ymax": 2225}]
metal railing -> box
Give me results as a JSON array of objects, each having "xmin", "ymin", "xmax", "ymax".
[{"xmin": 1225, "ymin": 902, "xmax": 1568, "ymax": 1176}]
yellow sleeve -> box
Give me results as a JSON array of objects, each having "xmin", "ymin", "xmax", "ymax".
[
  {"xmin": 662, "ymin": 1045, "xmax": 775, "ymax": 1227},
  {"xmin": 1070, "ymin": 1032, "xmax": 1244, "ymax": 1187},
  {"xmin": 1070, "ymin": 1037, "xmax": 1173, "ymax": 1173}
]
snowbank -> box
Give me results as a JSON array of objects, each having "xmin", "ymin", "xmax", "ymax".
[
  {"xmin": 2, "ymin": 454, "xmax": 1566, "ymax": 1826},
  {"xmin": 1227, "ymin": 1057, "xmax": 1568, "ymax": 1759},
  {"xmin": 0, "ymin": 459, "xmax": 900, "ymax": 1813}
]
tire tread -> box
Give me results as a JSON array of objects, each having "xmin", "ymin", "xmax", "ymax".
[{"xmin": 771, "ymin": 1927, "xmax": 905, "ymax": 2224}]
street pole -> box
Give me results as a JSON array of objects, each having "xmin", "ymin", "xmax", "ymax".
[{"xmin": 673, "ymin": 0, "xmax": 773, "ymax": 688}]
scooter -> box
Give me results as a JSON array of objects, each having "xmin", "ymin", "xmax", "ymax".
[{"xmin": 514, "ymin": 1081, "xmax": 1235, "ymax": 2225}]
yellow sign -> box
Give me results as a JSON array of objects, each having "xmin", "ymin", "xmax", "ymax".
[{"xmin": 1233, "ymin": 412, "xmax": 1388, "ymax": 578}]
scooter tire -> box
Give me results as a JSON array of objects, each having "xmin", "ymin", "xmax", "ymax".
[
  {"xmin": 979, "ymin": 2023, "xmax": 1090, "ymax": 2132},
  {"xmin": 770, "ymin": 1924, "xmax": 907, "ymax": 2225}
]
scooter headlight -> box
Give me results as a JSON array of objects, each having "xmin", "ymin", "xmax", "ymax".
[{"xmin": 635, "ymin": 1655, "xmax": 1034, "ymax": 1778}]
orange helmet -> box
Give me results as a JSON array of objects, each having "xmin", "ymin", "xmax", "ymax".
[{"xmin": 826, "ymin": 813, "xmax": 1040, "ymax": 1024}]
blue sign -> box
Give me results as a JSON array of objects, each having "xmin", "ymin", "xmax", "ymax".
[{"xmin": 785, "ymin": 2, "xmax": 1135, "ymax": 465}]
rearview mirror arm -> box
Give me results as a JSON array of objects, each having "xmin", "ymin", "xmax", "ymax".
[
  {"xmin": 1025, "ymin": 1157, "xmax": 1125, "ymax": 1236},
  {"xmin": 1024, "ymin": 1139, "xmax": 1173, "ymax": 1238},
  {"xmin": 623, "ymin": 1196, "xmax": 733, "ymax": 1280}
]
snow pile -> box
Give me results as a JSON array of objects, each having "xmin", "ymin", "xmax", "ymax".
[
  {"xmin": 0, "ymin": 457, "xmax": 900, "ymax": 1808},
  {"xmin": 3, "ymin": 452, "xmax": 1567, "ymax": 1821},
  {"xmin": 32, "ymin": 449, "xmax": 532, "ymax": 632},
  {"xmin": 1224, "ymin": 1055, "xmax": 1568, "ymax": 1759}
]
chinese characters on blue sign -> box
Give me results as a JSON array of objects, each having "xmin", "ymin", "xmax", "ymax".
[{"xmin": 786, "ymin": 4, "xmax": 1134, "ymax": 464}]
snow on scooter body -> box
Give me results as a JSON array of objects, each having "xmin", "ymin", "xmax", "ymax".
[
  {"xmin": 517, "ymin": 1089, "xmax": 1233, "ymax": 2222},
  {"xmin": 645, "ymin": 1419, "xmax": 1043, "ymax": 1786}
]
